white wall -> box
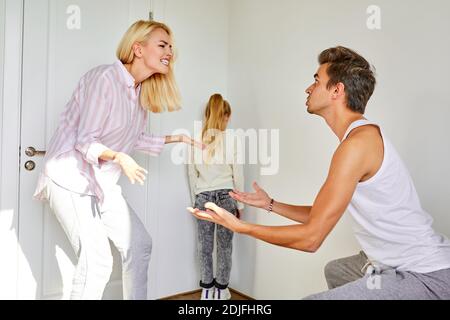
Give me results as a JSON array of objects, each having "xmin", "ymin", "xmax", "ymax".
[{"xmin": 228, "ymin": 0, "xmax": 450, "ymax": 299}]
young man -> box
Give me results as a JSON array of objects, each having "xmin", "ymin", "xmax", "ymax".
[{"xmin": 188, "ymin": 46, "xmax": 450, "ymax": 299}]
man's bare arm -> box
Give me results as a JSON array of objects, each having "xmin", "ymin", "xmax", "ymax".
[
  {"xmin": 230, "ymin": 182, "xmax": 312, "ymax": 223},
  {"xmin": 191, "ymin": 136, "xmax": 371, "ymax": 252}
]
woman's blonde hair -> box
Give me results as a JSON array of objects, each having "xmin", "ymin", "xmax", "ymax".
[
  {"xmin": 116, "ymin": 20, "xmax": 181, "ymax": 113},
  {"xmin": 201, "ymin": 94, "xmax": 231, "ymax": 160}
]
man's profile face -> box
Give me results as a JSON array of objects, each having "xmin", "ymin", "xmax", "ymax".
[{"xmin": 305, "ymin": 63, "xmax": 333, "ymax": 115}]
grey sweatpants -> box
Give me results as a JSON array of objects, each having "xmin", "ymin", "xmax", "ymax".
[
  {"xmin": 305, "ymin": 251, "xmax": 450, "ymax": 300},
  {"xmin": 195, "ymin": 189, "xmax": 238, "ymax": 289}
]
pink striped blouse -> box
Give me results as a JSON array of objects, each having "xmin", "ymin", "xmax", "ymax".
[{"xmin": 33, "ymin": 59, "xmax": 165, "ymax": 205}]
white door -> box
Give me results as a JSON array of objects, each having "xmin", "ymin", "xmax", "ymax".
[{"xmin": 18, "ymin": 0, "xmax": 154, "ymax": 299}]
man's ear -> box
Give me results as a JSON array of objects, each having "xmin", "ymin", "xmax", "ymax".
[{"xmin": 332, "ymin": 82, "xmax": 345, "ymax": 100}]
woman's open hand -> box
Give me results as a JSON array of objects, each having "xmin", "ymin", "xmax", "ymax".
[{"xmin": 113, "ymin": 152, "xmax": 148, "ymax": 185}]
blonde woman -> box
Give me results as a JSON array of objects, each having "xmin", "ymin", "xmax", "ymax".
[
  {"xmin": 188, "ymin": 94, "xmax": 244, "ymax": 300},
  {"xmin": 33, "ymin": 20, "xmax": 202, "ymax": 300}
]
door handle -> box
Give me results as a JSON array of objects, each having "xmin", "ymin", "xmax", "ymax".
[{"xmin": 25, "ymin": 146, "xmax": 46, "ymax": 157}]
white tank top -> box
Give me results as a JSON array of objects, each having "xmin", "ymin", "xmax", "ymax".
[{"xmin": 343, "ymin": 119, "xmax": 450, "ymax": 273}]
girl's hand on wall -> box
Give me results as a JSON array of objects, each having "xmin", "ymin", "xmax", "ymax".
[{"xmin": 113, "ymin": 152, "xmax": 148, "ymax": 185}]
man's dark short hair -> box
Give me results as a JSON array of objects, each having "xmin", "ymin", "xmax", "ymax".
[{"xmin": 319, "ymin": 46, "xmax": 376, "ymax": 114}]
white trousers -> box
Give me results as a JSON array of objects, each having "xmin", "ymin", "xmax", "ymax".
[{"xmin": 46, "ymin": 180, "xmax": 152, "ymax": 300}]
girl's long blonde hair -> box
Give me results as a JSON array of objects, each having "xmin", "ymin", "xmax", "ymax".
[
  {"xmin": 201, "ymin": 94, "xmax": 231, "ymax": 160},
  {"xmin": 116, "ymin": 20, "xmax": 181, "ymax": 113}
]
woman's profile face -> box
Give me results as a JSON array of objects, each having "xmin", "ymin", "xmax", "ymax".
[{"xmin": 140, "ymin": 28, "xmax": 173, "ymax": 75}]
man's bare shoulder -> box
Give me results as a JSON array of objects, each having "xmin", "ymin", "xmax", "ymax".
[
  {"xmin": 349, "ymin": 124, "xmax": 381, "ymax": 139},
  {"xmin": 340, "ymin": 124, "xmax": 381, "ymax": 148},
  {"xmin": 336, "ymin": 124, "xmax": 384, "ymax": 181}
]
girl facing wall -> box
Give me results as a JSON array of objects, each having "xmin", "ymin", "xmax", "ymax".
[{"xmin": 188, "ymin": 93, "xmax": 244, "ymax": 300}]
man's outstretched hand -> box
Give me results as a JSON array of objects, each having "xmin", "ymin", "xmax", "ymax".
[
  {"xmin": 229, "ymin": 182, "xmax": 271, "ymax": 210},
  {"xmin": 187, "ymin": 202, "xmax": 246, "ymax": 233}
]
